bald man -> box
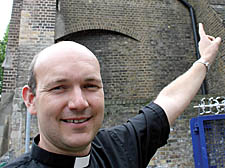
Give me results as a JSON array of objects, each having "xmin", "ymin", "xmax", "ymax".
[{"xmin": 4, "ymin": 23, "xmax": 221, "ymax": 168}]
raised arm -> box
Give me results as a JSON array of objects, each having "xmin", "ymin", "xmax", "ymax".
[{"xmin": 154, "ymin": 23, "xmax": 222, "ymax": 125}]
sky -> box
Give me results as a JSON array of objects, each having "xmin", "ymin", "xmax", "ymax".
[{"xmin": 0, "ymin": 0, "xmax": 13, "ymax": 40}]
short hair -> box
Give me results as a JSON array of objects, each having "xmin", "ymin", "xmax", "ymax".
[{"xmin": 27, "ymin": 54, "xmax": 39, "ymax": 96}]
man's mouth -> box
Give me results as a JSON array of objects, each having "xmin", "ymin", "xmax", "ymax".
[{"xmin": 61, "ymin": 118, "xmax": 90, "ymax": 124}]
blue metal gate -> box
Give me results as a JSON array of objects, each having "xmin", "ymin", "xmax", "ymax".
[{"xmin": 190, "ymin": 97, "xmax": 225, "ymax": 168}]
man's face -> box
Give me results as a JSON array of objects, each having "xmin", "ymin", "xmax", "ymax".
[{"xmin": 28, "ymin": 42, "xmax": 104, "ymax": 156}]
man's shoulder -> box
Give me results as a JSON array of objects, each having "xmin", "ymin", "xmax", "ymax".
[{"xmin": 3, "ymin": 152, "xmax": 32, "ymax": 168}]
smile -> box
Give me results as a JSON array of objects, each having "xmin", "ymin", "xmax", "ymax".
[{"xmin": 61, "ymin": 118, "xmax": 89, "ymax": 124}]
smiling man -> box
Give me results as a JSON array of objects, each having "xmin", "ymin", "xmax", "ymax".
[
  {"xmin": 4, "ymin": 24, "xmax": 221, "ymax": 168},
  {"xmin": 25, "ymin": 42, "xmax": 104, "ymax": 157}
]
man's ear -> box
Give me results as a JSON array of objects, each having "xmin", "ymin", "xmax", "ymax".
[{"xmin": 22, "ymin": 85, "xmax": 37, "ymax": 115}]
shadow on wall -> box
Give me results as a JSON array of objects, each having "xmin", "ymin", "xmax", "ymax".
[{"xmin": 0, "ymin": 92, "xmax": 14, "ymax": 157}]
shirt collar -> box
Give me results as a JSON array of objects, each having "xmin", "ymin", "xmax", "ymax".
[
  {"xmin": 31, "ymin": 135, "xmax": 91, "ymax": 168},
  {"xmin": 74, "ymin": 154, "xmax": 90, "ymax": 168}
]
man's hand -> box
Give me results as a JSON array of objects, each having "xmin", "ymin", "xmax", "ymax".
[
  {"xmin": 154, "ymin": 23, "xmax": 222, "ymax": 125},
  {"xmin": 198, "ymin": 23, "xmax": 222, "ymax": 64}
]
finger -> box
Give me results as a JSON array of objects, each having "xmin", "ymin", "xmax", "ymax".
[
  {"xmin": 214, "ymin": 37, "xmax": 222, "ymax": 44},
  {"xmin": 207, "ymin": 35, "xmax": 215, "ymax": 41},
  {"xmin": 199, "ymin": 23, "xmax": 206, "ymax": 38}
]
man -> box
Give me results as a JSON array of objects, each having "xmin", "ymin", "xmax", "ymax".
[{"xmin": 4, "ymin": 23, "xmax": 221, "ymax": 167}]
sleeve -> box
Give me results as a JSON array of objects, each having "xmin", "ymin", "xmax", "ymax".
[{"xmin": 108, "ymin": 102, "xmax": 170, "ymax": 168}]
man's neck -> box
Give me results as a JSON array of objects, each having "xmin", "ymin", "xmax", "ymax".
[{"xmin": 38, "ymin": 134, "xmax": 91, "ymax": 156}]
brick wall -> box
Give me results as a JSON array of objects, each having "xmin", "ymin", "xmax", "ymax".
[
  {"xmin": 0, "ymin": 0, "xmax": 23, "ymax": 157},
  {"xmin": 1, "ymin": 0, "xmax": 22, "ymax": 94},
  {"xmin": 2, "ymin": 0, "xmax": 56, "ymax": 157},
  {"xmin": 57, "ymin": 0, "xmax": 195, "ymax": 100},
  {"xmin": 0, "ymin": 0, "xmax": 224, "ymax": 167}
]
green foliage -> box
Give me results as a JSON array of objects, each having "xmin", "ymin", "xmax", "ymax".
[{"xmin": 0, "ymin": 25, "xmax": 9, "ymax": 94}]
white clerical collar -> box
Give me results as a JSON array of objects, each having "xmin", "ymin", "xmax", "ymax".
[{"xmin": 74, "ymin": 154, "xmax": 90, "ymax": 168}]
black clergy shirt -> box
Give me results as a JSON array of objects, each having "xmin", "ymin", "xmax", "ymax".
[{"xmin": 4, "ymin": 102, "xmax": 170, "ymax": 168}]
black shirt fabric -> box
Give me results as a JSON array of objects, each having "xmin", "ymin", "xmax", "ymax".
[{"xmin": 4, "ymin": 102, "xmax": 170, "ymax": 168}]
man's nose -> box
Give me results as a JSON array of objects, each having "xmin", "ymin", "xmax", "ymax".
[{"xmin": 68, "ymin": 87, "xmax": 89, "ymax": 112}]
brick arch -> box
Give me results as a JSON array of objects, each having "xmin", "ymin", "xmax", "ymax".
[{"xmin": 60, "ymin": 22, "xmax": 143, "ymax": 42}]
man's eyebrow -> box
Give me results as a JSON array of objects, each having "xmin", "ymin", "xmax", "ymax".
[
  {"xmin": 45, "ymin": 79, "xmax": 69, "ymax": 87},
  {"xmin": 46, "ymin": 77, "xmax": 102, "ymax": 85},
  {"xmin": 84, "ymin": 77, "xmax": 102, "ymax": 83}
]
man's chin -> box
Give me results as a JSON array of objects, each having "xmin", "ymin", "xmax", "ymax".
[{"xmin": 65, "ymin": 135, "xmax": 92, "ymax": 147}]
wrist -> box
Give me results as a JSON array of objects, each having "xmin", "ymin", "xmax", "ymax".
[{"xmin": 193, "ymin": 58, "xmax": 210, "ymax": 71}]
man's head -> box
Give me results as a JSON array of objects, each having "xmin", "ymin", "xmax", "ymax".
[{"xmin": 22, "ymin": 41, "xmax": 105, "ymax": 156}]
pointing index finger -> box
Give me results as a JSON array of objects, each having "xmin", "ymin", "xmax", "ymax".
[{"xmin": 199, "ymin": 23, "xmax": 206, "ymax": 38}]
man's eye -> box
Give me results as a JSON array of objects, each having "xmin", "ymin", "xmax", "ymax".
[
  {"xmin": 84, "ymin": 84, "xmax": 99, "ymax": 89},
  {"xmin": 50, "ymin": 86, "xmax": 65, "ymax": 91}
]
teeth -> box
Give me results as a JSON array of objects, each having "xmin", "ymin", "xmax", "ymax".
[
  {"xmin": 63, "ymin": 119, "xmax": 88, "ymax": 124},
  {"xmin": 67, "ymin": 120, "xmax": 74, "ymax": 123}
]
